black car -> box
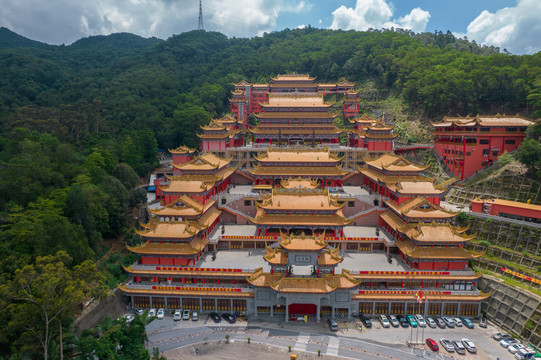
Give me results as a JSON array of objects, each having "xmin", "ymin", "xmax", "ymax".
[
  {"xmin": 396, "ymin": 315, "xmax": 409, "ymax": 328},
  {"xmin": 209, "ymin": 312, "xmax": 221, "ymax": 323},
  {"xmin": 360, "ymin": 315, "xmax": 372, "ymax": 328},
  {"xmin": 222, "ymin": 313, "xmax": 236, "ymax": 324}
]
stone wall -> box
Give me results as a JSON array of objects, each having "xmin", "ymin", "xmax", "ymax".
[
  {"xmin": 72, "ymin": 288, "xmax": 129, "ymax": 333},
  {"xmin": 479, "ymin": 275, "xmax": 541, "ymax": 348}
]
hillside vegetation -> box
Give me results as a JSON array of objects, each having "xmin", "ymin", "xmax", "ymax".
[{"xmin": 0, "ymin": 27, "xmax": 540, "ymax": 359}]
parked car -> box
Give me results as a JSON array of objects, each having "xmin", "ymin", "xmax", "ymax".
[
  {"xmin": 493, "ymin": 332, "xmax": 511, "ymax": 341},
  {"xmin": 360, "ymin": 315, "xmax": 372, "ymax": 328},
  {"xmin": 378, "ymin": 314, "xmax": 390, "ymax": 328},
  {"xmin": 479, "ymin": 317, "xmax": 487, "ymax": 328},
  {"xmin": 426, "ymin": 338, "xmax": 439, "ymax": 352},
  {"xmin": 460, "ymin": 317, "xmax": 474, "ymax": 329},
  {"xmin": 124, "ymin": 314, "xmax": 134, "ymax": 324},
  {"xmin": 192, "ymin": 312, "xmax": 199, "ymax": 321},
  {"xmin": 452, "ymin": 340, "xmax": 466, "ymax": 355},
  {"xmin": 209, "ymin": 312, "xmax": 221, "ymax": 323},
  {"xmin": 387, "ymin": 314, "xmax": 400, "ymax": 328},
  {"xmin": 182, "ymin": 309, "xmax": 190, "ymax": 320},
  {"xmin": 397, "ymin": 315, "xmax": 410, "ymax": 328},
  {"xmin": 439, "ymin": 339, "xmax": 455, "ymax": 353},
  {"xmin": 134, "ymin": 308, "xmax": 144, "ymax": 316},
  {"xmin": 435, "ymin": 317, "xmax": 446, "ymax": 329},
  {"xmin": 406, "ymin": 315, "xmax": 418, "ymax": 327},
  {"xmin": 509, "ymin": 344, "xmax": 526, "ymax": 354},
  {"xmin": 173, "ymin": 310, "xmax": 181, "ymax": 321},
  {"xmin": 148, "ymin": 308, "xmax": 157, "ymax": 318},
  {"xmin": 500, "ymin": 338, "xmax": 520, "ymax": 348},
  {"xmin": 461, "ymin": 338, "xmax": 477, "ymax": 353},
  {"xmin": 425, "ymin": 317, "xmax": 437, "ymax": 328},
  {"xmin": 515, "ymin": 347, "xmax": 536, "ymax": 359},
  {"xmin": 222, "ymin": 313, "xmax": 236, "ymax": 324},
  {"xmin": 442, "ymin": 317, "xmax": 455, "ymax": 328},
  {"xmin": 415, "ymin": 314, "xmax": 426, "ymax": 327},
  {"xmin": 328, "ymin": 318, "xmax": 338, "ymax": 331},
  {"xmin": 453, "ymin": 317, "xmax": 463, "ymax": 327},
  {"xmin": 157, "ymin": 308, "xmax": 165, "ymax": 320}
]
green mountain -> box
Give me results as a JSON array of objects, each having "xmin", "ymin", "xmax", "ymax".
[{"xmin": 0, "ymin": 26, "xmax": 47, "ymax": 49}]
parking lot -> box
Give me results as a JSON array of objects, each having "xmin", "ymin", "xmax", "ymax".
[{"xmin": 140, "ymin": 310, "xmax": 524, "ymax": 359}]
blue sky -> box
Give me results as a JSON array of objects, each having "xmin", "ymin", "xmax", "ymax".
[{"xmin": 0, "ymin": 0, "xmax": 539, "ymax": 54}]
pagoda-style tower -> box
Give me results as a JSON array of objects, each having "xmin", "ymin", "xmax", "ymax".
[
  {"xmin": 249, "ymin": 187, "xmax": 351, "ymax": 237},
  {"xmin": 348, "ymin": 114, "xmax": 397, "ymax": 150},
  {"xmin": 197, "ymin": 115, "xmax": 245, "ymax": 151},
  {"xmin": 169, "ymin": 145, "xmax": 196, "ymax": 165},
  {"xmin": 248, "ymin": 146, "xmax": 349, "ymax": 188},
  {"xmin": 157, "ymin": 153, "xmax": 235, "ymax": 205},
  {"xmin": 359, "ymin": 154, "xmax": 451, "ymax": 205},
  {"xmin": 342, "ymin": 90, "xmax": 360, "ymax": 118}
]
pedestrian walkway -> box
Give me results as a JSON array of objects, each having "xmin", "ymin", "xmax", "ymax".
[
  {"xmin": 293, "ymin": 333, "xmax": 310, "ymax": 351},
  {"xmin": 326, "ymin": 336, "xmax": 339, "ymax": 356}
]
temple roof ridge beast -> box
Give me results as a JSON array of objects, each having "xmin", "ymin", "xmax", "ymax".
[
  {"xmin": 278, "ymin": 231, "xmax": 328, "ymax": 251},
  {"xmin": 280, "ymin": 177, "xmax": 320, "ymax": 189},
  {"xmin": 169, "ymin": 145, "xmax": 196, "ymax": 154}
]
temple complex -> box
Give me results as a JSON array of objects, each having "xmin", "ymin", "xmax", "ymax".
[
  {"xmin": 432, "ymin": 114, "xmax": 534, "ymax": 179},
  {"xmin": 120, "ymin": 73, "xmax": 492, "ymax": 322}
]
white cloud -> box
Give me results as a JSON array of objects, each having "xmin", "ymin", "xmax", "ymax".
[
  {"xmin": 465, "ymin": 0, "xmax": 541, "ymax": 54},
  {"xmin": 0, "ymin": 0, "xmax": 308, "ymax": 44},
  {"xmin": 329, "ymin": 0, "xmax": 430, "ymax": 33}
]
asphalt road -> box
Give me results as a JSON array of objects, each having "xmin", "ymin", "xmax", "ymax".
[{"xmin": 144, "ymin": 314, "xmax": 515, "ymax": 360}]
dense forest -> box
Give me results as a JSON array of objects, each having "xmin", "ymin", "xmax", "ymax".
[{"xmin": 0, "ymin": 25, "xmax": 540, "ymax": 359}]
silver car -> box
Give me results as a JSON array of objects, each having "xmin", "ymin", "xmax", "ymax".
[
  {"xmin": 415, "ymin": 314, "xmax": 426, "ymax": 328},
  {"xmin": 387, "ymin": 314, "xmax": 400, "ymax": 328},
  {"xmin": 378, "ymin": 314, "xmax": 390, "ymax": 328},
  {"xmin": 425, "ymin": 317, "xmax": 437, "ymax": 328},
  {"xmin": 440, "ymin": 338, "xmax": 455, "ymax": 353}
]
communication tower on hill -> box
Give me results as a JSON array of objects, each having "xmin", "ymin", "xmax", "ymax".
[{"xmin": 198, "ymin": 0, "xmax": 204, "ymax": 30}]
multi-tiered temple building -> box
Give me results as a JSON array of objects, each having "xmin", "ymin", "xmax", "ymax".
[{"xmin": 120, "ymin": 74, "xmax": 490, "ymax": 321}]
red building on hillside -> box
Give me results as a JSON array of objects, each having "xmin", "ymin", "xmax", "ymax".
[
  {"xmin": 471, "ymin": 198, "xmax": 541, "ymax": 222},
  {"xmin": 432, "ymin": 115, "xmax": 534, "ymax": 180},
  {"xmin": 348, "ymin": 114, "xmax": 397, "ymax": 151}
]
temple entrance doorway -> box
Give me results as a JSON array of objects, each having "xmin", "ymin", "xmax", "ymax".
[{"xmin": 289, "ymin": 303, "xmax": 317, "ymax": 318}]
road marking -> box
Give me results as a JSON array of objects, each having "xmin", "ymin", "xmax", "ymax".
[
  {"xmin": 326, "ymin": 336, "xmax": 340, "ymax": 356},
  {"xmin": 293, "ymin": 333, "xmax": 310, "ymax": 351}
]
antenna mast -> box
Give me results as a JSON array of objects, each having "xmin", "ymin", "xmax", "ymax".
[{"xmin": 198, "ymin": 0, "xmax": 204, "ymax": 30}]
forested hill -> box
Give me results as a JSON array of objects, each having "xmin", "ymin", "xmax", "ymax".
[{"xmin": 1, "ymin": 28, "xmax": 540, "ymax": 150}]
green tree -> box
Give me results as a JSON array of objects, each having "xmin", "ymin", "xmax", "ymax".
[
  {"xmin": 112, "ymin": 163, "xmax": 139, "ymax": 190},
  {"xmin": 1, "ymin": 251, "xmax": 106, "ymax": 360},
  {"xmin": 515, "ymin": 139, "xmax": 541, "ymax": 175}
]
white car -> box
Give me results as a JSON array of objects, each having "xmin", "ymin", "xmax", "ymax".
[
  {"xmin": 148, "ymin": 308, "xmax": 157, "ymax": 318},
  {"xmin": 378, "ymin": 315, "xmax": 390, "ymax": 328},
  {"xmin": 134, "ymin": 308, "xmax": 144, "ymax": 316},
  {"xmin": 509, "ymin": 344, "xmax": 525, "ymax": 354},
  {"xmin": 192, "ymin": 312, "xmax": 199, "ymax": 321},
  {"xmin": 182, "ymin": 309, "xmax": 191, "ymax": 320},
  {"xmin": 501, "ymin": 338, "xmax": 520, "ymax": 348},
  {"xmin": 173, "ymin": 310, "xmax": 181, "ymax": 321},
  {"xmin": 157, "ymin": 308, "xmax": 165, "ymax": 320},
  {"xmin": 453, "ymin": 317, "xmax": 463, "ymax": 327},
  {"xmin": 415, "ymin": 314, "xmax": 426, "ymax": 328},
  {"xmin": 124, "ymin": 314, "xmax": 134, "ymax": 324},
  {"xmin": 461, "ymin": 338, "xmax": 477, "ymax": 353}
]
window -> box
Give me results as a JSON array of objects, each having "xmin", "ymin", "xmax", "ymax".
[
  {"xmin": 479, "ymin": 139, "xmax": 489, "ymax": 145},
  {"xmin": 222, "ymin": 198, "xmax": 226, "ymax": 205},
  {"xmin": 505, "ymin": 139, "xmax": 516, "ymax": 144},
  {"xmin": 348, "ymin": 201, "xmax": 355, "ymax": 207},
  {"xmin": 492, "ymin": 151, "xmax": 498, "ymax": 157},
  {"xmin": 481, "ymin": 161, "xmax": 488, "ymax": 166},
  {"xmin": 482, "ymin": 149, "xmax": 489, "ymax": 155},
  {"xmin": 466, "ymin": 152, "xmax": 471, "ymax": 156},
  {"xmin": 506, "ymin": 127, "xmax": 517, "ymax": 132},
  {"xmin": 244, "ymin": 200, "xmax": 251, "ymax": 206},
  {"xmin": 480, "ymin": 127, "xmax": 490, "ymax": 132}
]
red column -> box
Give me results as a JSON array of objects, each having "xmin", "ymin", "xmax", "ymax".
[
  {"xmin": 217, "ymin": 278, "xmax": 220, "ymax": 284},
  {"xmin": 232, "ymin": 279, "xmax": 235, "ymax": 285}
]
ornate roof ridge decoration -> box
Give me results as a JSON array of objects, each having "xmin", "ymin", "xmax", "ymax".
[
  {"xmin": 233, "ymin": 80, "xmax": 251, "ymax": 86},
  {"xmin": 279, "ymin": 231, "xmax": 328, "ymax": 250},
  {"xmin": 410, "ymin": 221, "xmax": 477, "ymax": 241},
  {"xmin": 169, "ymin": 145, "xmax": 196, "ymax": 154},
  {"xmin": 135, "ymin": 219, "xmax": 199, "ymax": 236},
  {"xmin": 367, "ymin": 119, "xmax": 394, "ymax": 130},
  {"xmin": 147, "ymin": 195, "xmax": 207, "ymax": 214},
  {"xmin": 434, "ymin": 177, "xmax": 459, "ymax": 190},
  {"xmin": 126, "ymin": 237, "xmax": 207, "ymax": 255},
  {"xmin": 271, "ymin": 73, "xmax": 316, "ymax": 81},
  {"xmin": 269, "ymin": 276, "xmax": 339, "ymax": 293},
  {"xmin": 263, "ymin": 246, "xmax": 287, "ymax": 265},
  {"xmin": 280, "ymin": 177, "xmax": 320, "ymax": 189},
  {"xmin": 432, "ymin": 114, "xmax": 534, "ymax": 127},
  {"xmin": 394, "ymin": 197, "xmax": 459, "ymax": 216},
  {"xmin": 319, "ymin": 247, "xmax": 344, "ymax": 262}
]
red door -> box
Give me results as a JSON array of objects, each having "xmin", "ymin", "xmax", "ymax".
[{"xmin": 288, "ymin": 303, "xmax": 317, "ymax": 315}]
